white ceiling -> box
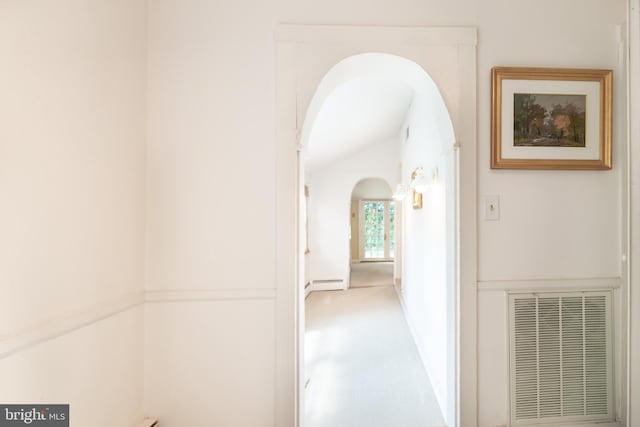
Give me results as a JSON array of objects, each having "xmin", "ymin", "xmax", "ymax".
[{"xmin": 305, "ymin": 78, "xmax": 415, "ymax": 172}]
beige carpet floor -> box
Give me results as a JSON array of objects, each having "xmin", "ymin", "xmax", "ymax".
[
  {"xmin": 304, "ymin": 285, "xmax": 446, "ymax": 427},
  {"xmin": 349, "ymin": 262, "xmax": 394, "ymax": 288}
]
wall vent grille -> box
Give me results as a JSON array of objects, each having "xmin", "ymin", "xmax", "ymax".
[{"xmin": 508, "ymin": 291, "xmax": 613, "ymax": 425}]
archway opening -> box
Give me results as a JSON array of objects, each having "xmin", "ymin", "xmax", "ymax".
[{"xmin": 300, "ymin": 52, "xmax": 458, "ymax": 426}]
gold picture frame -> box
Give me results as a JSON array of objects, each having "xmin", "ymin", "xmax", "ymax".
[{"xmin": 491, "ymin": 67, "xmax": 612, "ymax": 170}]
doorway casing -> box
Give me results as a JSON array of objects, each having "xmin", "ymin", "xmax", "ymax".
[{"xmin": 274, "ymin": 25, "xmax": 478, "ymax": 427}]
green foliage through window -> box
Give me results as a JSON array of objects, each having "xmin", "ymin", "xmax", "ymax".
[{"xmin": 363, "ymin": 201, "xmax": 395, "ymax": 259}]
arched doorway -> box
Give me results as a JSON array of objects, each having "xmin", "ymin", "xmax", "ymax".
[
  {"xmin": 300, "ymin": 51, "xmax": 458, "ymax": 426},
  {"xmin": 274, "ymin": 25, "xmax": 478, "ymax": 427}
]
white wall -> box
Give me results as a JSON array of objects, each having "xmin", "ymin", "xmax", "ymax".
[
  {"xmin": 144, "ymin": 300, "xmax": 275, "ymax": 427},
  {"xmin": 146, "ymin": 0, "xmax": 627, "ymax": 426},
  {"xmin": 0, "ymin": 0, "xmax": 147, "ymax": 425},
  {"xmin": 306, "ymin": 138, "xmax": 400, "ymax": 284},
  {"xmin": 0, "ymin": 308, "xmax": 144, "ymax": 427},
  {"xmin": 396, "ymin": 90, "xmax": 456, "ymax": 422},
  {"xmin": 144, "ymin": 1, "xmax": 279, "ymax": 424},
  {"xmin": 476, "ymin": 2, "xmax": 627, "ymax": 425},
  {"xmin": 0, "ymin": 2, "xmax": 629, "ymax": 427}
]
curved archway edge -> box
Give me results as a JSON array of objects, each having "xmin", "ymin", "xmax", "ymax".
[
  {"xmin": 301, "ymin": 52, "xmax": 455, "ymax": 156},
  {"xmin": 274, "ymin": 25, "xmax": 478, "ymax": 427}
]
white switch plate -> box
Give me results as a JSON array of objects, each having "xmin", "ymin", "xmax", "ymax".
[{"xmin": 483, "ymin": 195, "xmax": 500, "ymax": 221}]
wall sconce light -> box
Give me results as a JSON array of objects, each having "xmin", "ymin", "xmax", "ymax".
[
  {"xmin": 392, "ymin": 184, "xmax": 408, "ymax": 201},
  {"xmin": 411, "ymin": 166, "xmax": 429, "ymax": 194},
  {"xmin": 410, "ymin": 167, "xmax": 423, "ymax": 209},
  {"xmin": 408, "ymin": 166, "xmax": 440, "ymax": 209}
]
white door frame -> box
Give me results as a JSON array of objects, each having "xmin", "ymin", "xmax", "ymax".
[
  {"xmin": 274, "ymin": 25, "xmax": 478, "ymax": 427},
  {"xmin": 627, "ymin": 0, "xmax": 639, "ymax": 424}
]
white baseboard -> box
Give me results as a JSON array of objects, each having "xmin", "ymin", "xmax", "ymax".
[
  {"xmin": 477, "ymin": 276, "xmax": 622, "ymax": 292},
  {"xmin": 309, "ymin": 279, "xmax": 346, "ymax": 292}
]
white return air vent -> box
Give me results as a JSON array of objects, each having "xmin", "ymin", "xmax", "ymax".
[{"xmin": 508, "ymin": 291, "xmax": 613, "ymax": 426}]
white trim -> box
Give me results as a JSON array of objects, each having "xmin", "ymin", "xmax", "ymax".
[
  {"xmin": 0, "ymin": 287, "xmax": 278, "ymax": 360},
  {"xmin": 478, "ymin": 277, "xmax": 623, "ymax": 292},
  {"xmin": 0, "ymin": 291, "xmax": 144, "ymax": 360},
  {"xmin": 304, "ymin": 282, "xmax": 313, "ymax": 299},
  {"xmin": 625, "ymin": 2, "xmax": 633, "ymax": 426},
  {"xmin": 627, "ymin": 1, "xmax": 638, "ymax": 426},
  {"xmin": 275, "ymin": 24, "xmax": 478, "ymax": 46},
  {"xmin": 359, "ymin": 200, "xmax": 365, "ymax": 261},
  {"xmin": 275, "ymin": 38, "xmax": 299, "ymax": 427},
  {"xmin": 145, "ymin": 288, "xmax": 277, "ymax": 302},
  {"xmin": 456, "ymin": 42, "xmax": 478, "ymax": 427}
]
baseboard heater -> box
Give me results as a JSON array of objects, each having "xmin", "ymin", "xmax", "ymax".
[
  {"xmin": 136, "ymin": 418, "xmax": 158, "ymax": 427},
  {"xmin": 310, "ymin": 279, "xmax": 346, "ymax": 292}
]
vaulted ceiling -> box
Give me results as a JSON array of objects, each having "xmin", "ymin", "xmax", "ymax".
[{"xmin": 305, "ymin": 77, "xmax": 414, "ymax": 173}]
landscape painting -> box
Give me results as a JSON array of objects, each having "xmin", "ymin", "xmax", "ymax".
[
  {"xmin": 491, "ymin": 67, "xmax": 611, "ymax": 169},
  {"xmin": 513, "ymin": 93, "xmax": 586, "ymax": 147}
]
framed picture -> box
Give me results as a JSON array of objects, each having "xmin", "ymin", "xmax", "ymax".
[{"xmin": 491, "ymin": 67, "xmax": 612, "ymax": 170}]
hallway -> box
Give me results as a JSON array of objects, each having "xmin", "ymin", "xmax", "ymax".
[{"xmin": 304, "ymin": 281, "xmax": 445, "ymax": 427}]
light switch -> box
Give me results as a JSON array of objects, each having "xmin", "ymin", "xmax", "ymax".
[{"xmin": 483, "ymin": 195, "xmax": 500, "ymax": 221}]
